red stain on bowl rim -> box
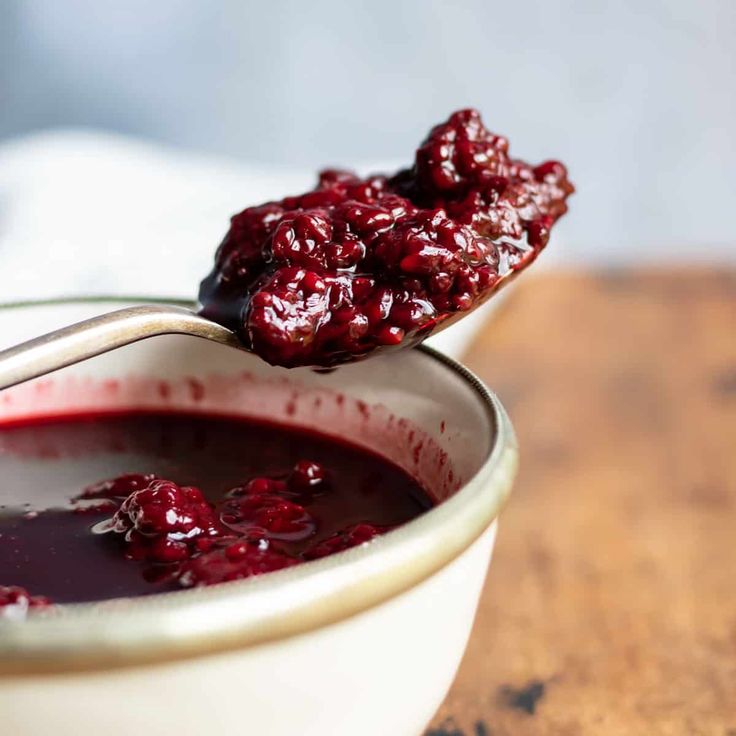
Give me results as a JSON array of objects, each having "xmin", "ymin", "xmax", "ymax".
[
  {"xmin": 0, "ymin": 373, "xmax": 462, "ymax": 500},
  {"xmin": 186, "ymin": 378, "xmax": 205, "ymax": 403}
]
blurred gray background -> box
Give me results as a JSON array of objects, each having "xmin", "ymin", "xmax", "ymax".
[{"xmin": 1, "ymin": 0, "xmax": 735, "ymax": 264}]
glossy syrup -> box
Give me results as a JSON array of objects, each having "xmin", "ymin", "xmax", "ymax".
[{"xmin": 0, "ymin": 411, "xmax": 431, "ymax": 605}]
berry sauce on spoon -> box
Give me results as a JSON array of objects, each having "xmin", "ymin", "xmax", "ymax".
[{"xmin": 199, "ymin": 109, "xmax": 573, "ymax": 367}]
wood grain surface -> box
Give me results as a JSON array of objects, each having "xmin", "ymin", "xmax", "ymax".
[{"xmin": 426, "ymin": 269, "xmax": 736, "ymax": 736}]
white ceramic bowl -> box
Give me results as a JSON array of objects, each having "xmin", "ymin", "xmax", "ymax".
[{"xmin": 0, "ymin": 299, "xmax": 517, "ymax": 736}]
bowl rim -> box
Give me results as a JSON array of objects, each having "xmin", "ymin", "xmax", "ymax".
[{"xmin": 0, "ymin": 297, "xmax": 518, "ymax": 676}]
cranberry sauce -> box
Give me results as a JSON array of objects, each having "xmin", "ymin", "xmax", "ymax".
[
  {"xmin": 199, "ymin": 108, "xmax": 573, "ymax": 367},
  {"xmin": 0, "ymin": 412, "xmax": 431, "ymax": 612}
]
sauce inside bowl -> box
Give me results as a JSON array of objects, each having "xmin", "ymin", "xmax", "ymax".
[{"xmin": 0, "ymin": 411, "xmax": 431, "ymax": 613}]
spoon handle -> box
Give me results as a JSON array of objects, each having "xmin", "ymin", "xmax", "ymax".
[{"xmin": 0, "ymin": 305, "xmax": 239, "ymax": 391}]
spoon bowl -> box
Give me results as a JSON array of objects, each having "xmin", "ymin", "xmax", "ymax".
[{"xmin": 0, "ymin": 271, "xmax": 519, "ymax": 391}]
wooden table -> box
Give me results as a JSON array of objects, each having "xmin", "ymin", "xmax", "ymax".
[{"xmin": 427, "ymin": 269, "xmax": 736, "ymax": 736}]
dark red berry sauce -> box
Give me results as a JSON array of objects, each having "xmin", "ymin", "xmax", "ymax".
[
  {"xmin": 0, "ymin": 412, "xmax": 430, "ymax": 615},
  {"xmin": 199, "ymin": 108, "xmax": 573, "ymax": 367}
]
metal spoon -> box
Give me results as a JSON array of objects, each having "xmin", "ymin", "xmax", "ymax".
[{"xmin": 0, "ymin": 269, "xmax": 517, "ymax": 391}]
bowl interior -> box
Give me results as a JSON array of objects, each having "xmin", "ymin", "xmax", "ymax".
[{"xmin": 0, "ymin": 300, "xmax": 495, "ymax": 506}]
